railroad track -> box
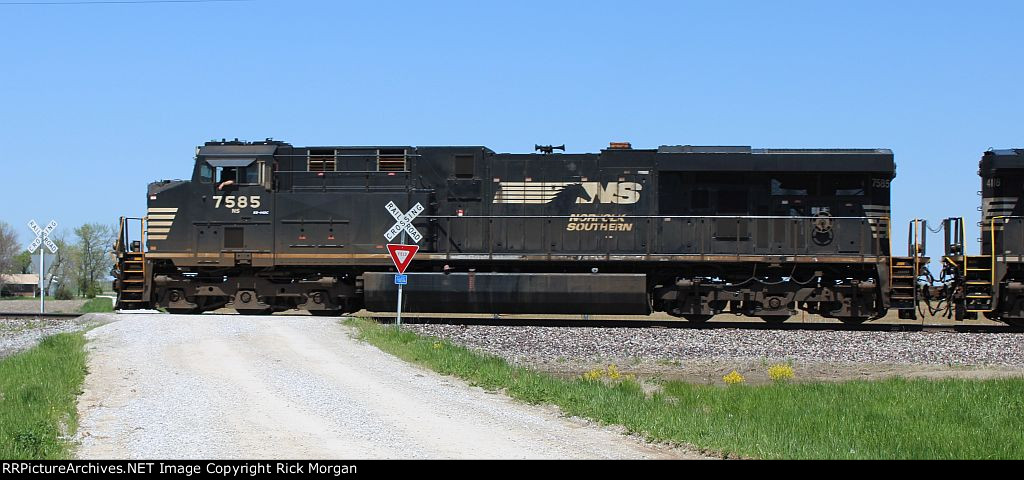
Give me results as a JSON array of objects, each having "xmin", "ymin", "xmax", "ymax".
[
  {"xmin": 17, "ymin": 309, "xmax": 1014, "ymax": 334},
  {"xmin": 372, "ymin": 315, "xmax": 1024, "ymax": 333},
  {"xmin": 0, "ymin": 312, "xmax": 83, "ymax": 321}
]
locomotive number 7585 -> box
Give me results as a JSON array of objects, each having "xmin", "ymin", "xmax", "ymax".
[{"xmin": 212, "ymin": 195, "xmax": 262, "ymax": 209}]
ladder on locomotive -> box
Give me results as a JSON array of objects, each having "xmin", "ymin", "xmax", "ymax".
[
  {"xmin": 943, "ymin": 217, "xmax": 994, "ymax": 314},
  {"xmin": 890, "ymin": 218, "xmax": 927, "ymax": 315},
  {"xmin": 114, "ymin": 217, "xmax": 149, "ymax": 309}
]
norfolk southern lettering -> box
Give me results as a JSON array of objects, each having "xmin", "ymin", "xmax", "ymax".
[{"xmin": 566, "ymin": 214, "xmax": 634, "ymax": 231}]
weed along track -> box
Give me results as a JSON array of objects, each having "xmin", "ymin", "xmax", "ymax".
[{"xmin": 359, "ymin": 319, "xmax": 1024, "ymax": 459}]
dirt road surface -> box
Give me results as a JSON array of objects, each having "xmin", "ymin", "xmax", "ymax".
[{"xmin": 76, "ymin": 313, "xmax": 700, "ymax": 459}]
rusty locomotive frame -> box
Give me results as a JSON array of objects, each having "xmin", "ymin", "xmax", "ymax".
[{"xmin": 111, "ymin": 140, "xmax": 1020, "ymax": 325}]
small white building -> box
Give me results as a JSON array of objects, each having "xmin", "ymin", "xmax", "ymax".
[{"xmin": 1, "ymin": 274, "xmax": 40, "ymax": 297}]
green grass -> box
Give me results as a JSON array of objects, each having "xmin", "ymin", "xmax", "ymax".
[
  {"xmin": 346, "ymin": 318, "xmax": 1024, "ymax": 459},
  {"xmin": 78, "ymin": 297, "xmax": 113, "ymax": 313},
  {"xmin": 0, "ymin": 332, "xmax": 88, "ymax": 459}
]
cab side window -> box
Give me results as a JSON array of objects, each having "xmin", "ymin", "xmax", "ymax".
[
  {"xmin": 220, "ymin": 167, "xmax": 238, "ymax": 183},
  {"xmin": 199, "ymin": 163, "xmax": 214, "ymax": 183},
  {"xmin": 206, "ymin": 161, "xmax": 262, "ymax": 187},
  {"xmin": 240, "ymin": 165, "xmax": 259, "ymax": 184}
]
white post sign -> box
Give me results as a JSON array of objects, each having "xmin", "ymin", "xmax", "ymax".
[
  {"xmin": 27, "ymin": 219, "xmax": 58, "ymax": 313},
  {"xmin": 384, "ymin": 202, "xmax": 424, "ymax": 328}
]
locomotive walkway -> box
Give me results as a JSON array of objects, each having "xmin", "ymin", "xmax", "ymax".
[{"xmin": 75, "ymin": 313, "xmax": 702, "ymax": 459}]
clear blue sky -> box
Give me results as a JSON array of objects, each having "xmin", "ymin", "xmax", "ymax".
[{"xmin": 1, "ymin": 0, "xmax": 1021, "ymax": 256}]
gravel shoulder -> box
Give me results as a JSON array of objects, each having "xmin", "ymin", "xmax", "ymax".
[
  {"xmin": 0, "ymin": 299, "xmax": 86, "ymax": 314},
  {"xmin": 406, "ymin": 324, "xmax": 1024, "ymax": 384},
  {"xmin": 76, "ymin": 313, "xmax": 705, "ymax": 459},
  {"xmin": 0, "ymin": 313, "xmax": 111, "ymax": 360}
]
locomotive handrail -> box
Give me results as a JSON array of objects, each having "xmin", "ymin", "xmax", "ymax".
[
  {"xmin": 421, "ymin": 215, "xmax": 878, "ymax": 219},
  {"xmin": 989, "ymin": 215, "xmax": 1024, "ymax": 259},
  {"xmin": 279, "ymin": 169, "xmax": 419, "ymax": 174},
  {"xmin": 434, "ymin": 214, "xmax": 887, "ymax": 259},
  {"xmin": 116, "ymin": 216, "xmax": 147, "ymax": 254},
  {"xmin": 992, "ymin": 216, "xmax": 1000, "ymax": 280},
  {"xmin": 198, "ymin": 153, "xmax": 424, "ymax": 158}
]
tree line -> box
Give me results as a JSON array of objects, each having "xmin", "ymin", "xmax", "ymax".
[{"xmin": 0, "ymin": 221, "xmax": 116, "ymax": 298}]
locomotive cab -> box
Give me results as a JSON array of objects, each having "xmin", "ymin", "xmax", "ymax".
[{"xmin": 969, "ymin": 149, "xmax": 1024, "ymax": 322}]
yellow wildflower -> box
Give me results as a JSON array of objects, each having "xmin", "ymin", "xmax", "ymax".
[
  {"xmin": 768, "ymin": 363, "xmax": 795, "ymax": 382},
  {"xmin": 582, "ymin": 368, "xmax": 605, "ymax": 381},
  {"xmin": 723, "ymin": 370, "xmax": 745, "ymax": 385},
  {"xmin": 607, "ymin": 364, "xmax": 621, "ymax": 380}
]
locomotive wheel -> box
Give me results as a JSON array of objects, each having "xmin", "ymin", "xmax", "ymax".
[
  {"xmin": 235, "ymin": 308, "xmax": 272, "ymax": 316},
  {"xmin": 683, "ymin": 315, "xmax": 713, "ymax": 323},
  {"xmin": 839, "ymin": 317, "xmax": 868, "ymax": 325},
  {"xmin": 166, "ymin": 307, "xmax": 200, "ymax": 315},
  {"xmin": 759, "ymin": 315, "xmax": 790, "ymax": 324}
]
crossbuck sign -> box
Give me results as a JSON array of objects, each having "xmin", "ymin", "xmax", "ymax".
[
  {"xmin": 28, "ymin": 219, "xmax": 58, "ymax": 255},
  {"xmin": 384, "ymin": 201, "xmax": 424, "ymax": 243},
  {"xmin": 27, "ymin": 219, "xmax": 58, "ymax": 313}
]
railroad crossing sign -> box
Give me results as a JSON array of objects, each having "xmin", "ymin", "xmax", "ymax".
[
  {"xmin": 27, "ymin": 219, "xmax": 58, "ymax": 314},
  {"xmin": 384, "ymin": 201, "xmax": 424, "ymax": 243},
  {"xmin": 27, "ymin": 219, "xmax": 58, "ymax": 254},
  {"xmin": 387, "ymin": 244, "xmax": 420, "ymax": 274},
  {"xmin": 383, "ymin": 201, "xmax": 423, "ymax": 329}
]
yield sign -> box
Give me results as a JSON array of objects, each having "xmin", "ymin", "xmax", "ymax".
[{"xmin": 387, "ymin": 244, "xmax": 419, "ymax": 274}]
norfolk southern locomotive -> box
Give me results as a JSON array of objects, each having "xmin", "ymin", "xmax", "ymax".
[
  {"xmin": 114, "ymin": 139, "xmax": 918, "ymax": 323},
  {"xmin": 925, "ymin": 148, "xmax": 1024, "ymax": 326}
]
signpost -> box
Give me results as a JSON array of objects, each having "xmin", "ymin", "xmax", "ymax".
[
  {"xmin": 27, "ymin": 219, "xmax": 58, "ymax": 314},
  {"xmin": 385, "ymin": 202, "xmax": 423, "ymax": 327}
]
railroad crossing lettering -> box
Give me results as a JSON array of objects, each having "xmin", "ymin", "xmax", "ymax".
[
  {"xmin": 27, "ymin": 219, "xmax": 58, "ymax": 254},
  {"xmin": 384, "ymin": 201, "xmax": 424, "ymax": 243}
]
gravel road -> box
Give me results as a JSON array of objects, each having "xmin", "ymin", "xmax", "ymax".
[{"xmin": 76, "ymin": 313, "xmax": 701, "ymax": 459}]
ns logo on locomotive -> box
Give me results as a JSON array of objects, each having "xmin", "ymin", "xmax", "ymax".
[{"xmin": 111, "ymin": 140, "xmax": 1024, "ymax": 326}]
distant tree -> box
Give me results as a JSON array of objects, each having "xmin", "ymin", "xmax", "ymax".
[
  {"xmin": 43, "ymin": 232, "xmax": 71, "ymax": 296},
  {"xmin": 47, "ymin": 230, "xmax": 79, "ymax": 299},
  {"xmin": 73, "ymin": 223, "xmax": 115, "ymax": 298},
  {"xmin": 0, "ymin": 222, "xmax": 18, "ymax": 293},
  {"xmin": 12, "ymin": 250, "xmax": 33, "ymax": 274}
]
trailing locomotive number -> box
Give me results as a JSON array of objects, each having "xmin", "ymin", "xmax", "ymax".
[
  {"xmin": 872, "ymin": 178, "xmax": 891, "ymax": 188},
  {"xmin": 213, "ymin": 195, "xmax": 262, "ymax": 213}
]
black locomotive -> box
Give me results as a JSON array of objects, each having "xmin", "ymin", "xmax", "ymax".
[
  {"xmin": 928, "ymin": 148, "xmax": 1024, "ymax": 325},
  {"xmin": 114, "ymin": 139, "xmax": 921, "ymax": 323}
]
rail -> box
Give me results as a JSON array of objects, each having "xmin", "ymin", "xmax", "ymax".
[{"xmin": 287, "ymin": 170, "xmax": 418, "ymax": 192}]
